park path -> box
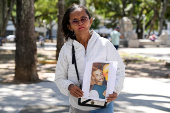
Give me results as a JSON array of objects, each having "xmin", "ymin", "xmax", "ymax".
[
  {"xmin": 0, "ymin": 75, "xmax": 170, "ymax": 113},
  {"xmin": 0, "ymin": 43, "xmax": 170, "ymax": 113}
]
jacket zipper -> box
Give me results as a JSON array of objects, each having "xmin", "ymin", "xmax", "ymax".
[{"xmin": 84, "ymin": 50, "xmax": 87, "ymax": 67}]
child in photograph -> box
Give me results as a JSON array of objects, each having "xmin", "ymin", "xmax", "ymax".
[{"xmin": 89, "ymin": 63, "xmax": 107, "ymax": 99}]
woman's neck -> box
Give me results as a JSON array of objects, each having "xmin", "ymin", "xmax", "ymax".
[{"xmin": 75, "ymin": 32, "xmax": 91, "ymax": 49}]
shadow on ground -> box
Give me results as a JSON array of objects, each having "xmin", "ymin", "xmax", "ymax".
[
  {"xmin": 125, "ymin": 61, "xmax": 170, "ymax": 78},
  {"xmin": 19, "ymin": 105, "xmax": 69, "ymax": 113},
  {"xmin": 0, "ymin": 82, "xmax": 69, "ymax": 113},
  {"xmin": 114, "ymin": 92, "xmax": 170, "ymax": 113}
]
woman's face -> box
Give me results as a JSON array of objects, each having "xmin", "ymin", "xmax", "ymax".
[
  {"xmin": 92, "ymin": 69, "xmax": 104, "ymax": 83},
  {"xmin": 67, "ymin": 8, "xmax": 93, "ymax": 36}
]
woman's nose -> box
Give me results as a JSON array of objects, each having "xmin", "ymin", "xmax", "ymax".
[{"xmin": 78, "ymin": 20, "xmax": 83, "ymax": 25}]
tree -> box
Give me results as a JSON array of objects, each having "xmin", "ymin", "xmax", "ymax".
[
  {"xmin": 15, "ymin": 0, "xmax": 39, "ymax": 82},
  {"xmin": 65, "ymin": 0, "xmax": 79, "ymax": 9},
  {"xmin": 158, "ymin": 0, "xmax": 169, "ymax": 36},
  {"xmin": 89, "ymin": 0, "xmax": 164, "ymax": 39},
  {"xmin": 56, "ymin": 0, "xmax": 65, "ymax": 60},
  {"xmin": 34, "ymin": 0, "xmax": 58, "ymax": 42},
  {"xmin": 91, "ymin": 17, "xmax": 100, "ymax": 29},
  {"xmin": 0, "ymin": 0, "xmax": 15, "ymax": 38}
]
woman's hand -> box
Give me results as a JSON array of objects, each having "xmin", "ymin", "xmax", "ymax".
[
  {"xmin": 106, "ymin": 92, "xmax": 117, "ymax": 102},
  {"xmin": 68, "ymin": 84, "xmax": 84, "ymax": 98}
]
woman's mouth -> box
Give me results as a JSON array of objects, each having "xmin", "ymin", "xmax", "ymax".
[{"xmin": 78, "ymin": 27, "xmax": 84, "ymax": 29}]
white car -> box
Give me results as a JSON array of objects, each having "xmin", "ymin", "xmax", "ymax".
[{"xmin": 6, "ymin": 35, "xmax": 15, "ymax": 42}]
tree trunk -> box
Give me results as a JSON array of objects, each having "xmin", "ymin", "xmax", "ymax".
[
  {"xmin": 0, "ymin": 0, "xmax": 6, "ymax": 37},
  {"xmin": 147, "ymin": 11, "xmax": 157, "ymax": 39},
  {"xmin": 121, "ymin": 0, "xmax": 126, "ymax": 17},
  {"xmin": 56, "ymin": 0, "xmax": 64, "ymax": 60},
  {"xmin": 158, "ymin": 0, "xmax": 169, "ymax": 36},
  {"xmin": 11, "ymin": 13, "xmax": 17, "ymax": 28},
  {"xmin": 0, "ymin": 0, "xmax": 15, "ymax": 37},
  {"xmin": 49, "ymin": 20, "xmax": 54, "ymax": 42},
  {"xmin": 15, "ymin": 0, "xmax": 39, "ymax": 82},
  {"xmin": 136, "ymin": 19, "xmax": 143, "ymax": 39}
]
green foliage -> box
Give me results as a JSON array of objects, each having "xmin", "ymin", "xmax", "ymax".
[
  {"xmin": 34, "ymin": 0, "xmax": 82, "ymax": 27},
  {"xmin": 65, "ymin": 0, "xmax": 79, "ymax": 9},
  {"xmin": 165, "ymin": 1, "xmax": 170, "ymax": 22},
  {"xmin": 10, "ymin": 0, "xmax": 170, "ymax": 36},
  {"xmin": 87, "ymin": 0, "xmax": 170, "ymax": 38},
  {"xmin": 91, "ymin": 17, "xmax": 100, "ymax": 29},
  {"xmin": 34, "ymin": 0, "xmax": 58, "ymax": 27},
  {"xmin": 11, "ymin": 4, "xmax": 16, "ymax": 17}
]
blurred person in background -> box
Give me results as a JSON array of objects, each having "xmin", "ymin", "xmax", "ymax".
[{"xmin": 110, "ymin": 27, "xmax": 123, "ymax": 50}]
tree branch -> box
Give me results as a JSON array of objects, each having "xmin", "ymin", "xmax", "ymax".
[
  {"xmin": 144, "ymin": 0, "xmax": 160, "ymax": 19},
  {"xmin": 35, "ymin": 11, "xmax": 57, "ymax": 19},
  {"xmin": 145, "ymin": 15, "xmax": 154, "ymax": 29},
  {"xmin": 11, "ymin": 13, "xmax": 16, "ymax": 28},
  {"xmin": 2, "ymin": 0, "xmax": 15, "ymax": 36}
]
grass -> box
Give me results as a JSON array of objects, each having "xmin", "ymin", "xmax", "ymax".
[{"xmin": 119, "ymin": 52, "xmax": 160, "ymax": 63}]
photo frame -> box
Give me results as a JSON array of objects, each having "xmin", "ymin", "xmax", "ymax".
[{"xmin": 78, "ymin": 61, "xmax": 117, "ymax": 107}]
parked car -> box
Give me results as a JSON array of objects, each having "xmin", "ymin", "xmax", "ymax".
[{"xmin": 6, "ymin": 35, "xmax": 15, "ymax": 42}]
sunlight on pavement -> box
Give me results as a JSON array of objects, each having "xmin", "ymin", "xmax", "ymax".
[
  {"xmin": 123, "ymin": 77, "xmax": 170, "ymax": 96},
  {"xmin": 3, "ymin": 106, "xmax": 16, "ymax": 112},
  {"xmin": 128, "ymin": 106, "xmax": 169, "ymax": 113},
  {"xmin": 128, "ymin": 95, "xmax": 170, "ymax": 102},
  {"xmin": 44, "ymin": 107, "xmax": 68, "ymax": 112},
  {"xmin": 117, "ymin": 77, "xmax": 170, "ymax": 113}
]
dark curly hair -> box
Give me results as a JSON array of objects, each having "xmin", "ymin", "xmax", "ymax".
[{"xmin": 62, "ymin": 4, "xmax": 91, "ymax": 40}]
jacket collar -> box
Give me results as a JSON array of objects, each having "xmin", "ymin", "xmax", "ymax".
[{"xmin": 66, "ymin": 30, "xmax": 100, "ymax": 49}]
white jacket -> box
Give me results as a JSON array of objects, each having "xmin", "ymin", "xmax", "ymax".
[{"xmin": 55, "ymin": 30, "xmax": 125, "ymax": 111}]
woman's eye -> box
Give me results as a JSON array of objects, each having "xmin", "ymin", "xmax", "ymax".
[
  {"xmin": 81, "ymin": 17, "xmax": 87, "ymax": 22},
  {"xmin": 72, "ymin": 20, "xmax": 78, "ymax": 24}
]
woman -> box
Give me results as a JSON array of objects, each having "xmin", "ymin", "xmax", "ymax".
[{"xmin": 55, "ymin": 4, "xmax": 125, "ymax": 113}]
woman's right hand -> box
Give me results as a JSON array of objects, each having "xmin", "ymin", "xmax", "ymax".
[{"xmin": 68, "ymin": 84, "xmax": 84, "ymax": 98}]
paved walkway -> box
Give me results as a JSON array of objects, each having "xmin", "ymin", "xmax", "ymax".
[
  {"xmin": 0, "ymin": 76, "xmax": 170, "ymax": 113},
  {"xmin": 0, "ymin": 43, "xmax": 170, "ymax": 113}
]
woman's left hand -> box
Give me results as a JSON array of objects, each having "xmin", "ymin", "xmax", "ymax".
[{"xmin": 106, "ymin": 92, "xmax": 117, "ymax": 102}]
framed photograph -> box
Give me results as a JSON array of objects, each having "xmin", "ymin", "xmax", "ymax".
[{"xmin": 81, "ymin": 61, "xmax": 118, "ymax": 103}]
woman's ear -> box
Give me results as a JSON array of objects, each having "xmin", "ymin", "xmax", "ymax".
[
  {"xmin": 89, "ymin": 17, "xmax": 93, "ymax": 26},
  {"xmin": 67, "ymin": 24, "xmax": 73, "ymax": 31}
]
